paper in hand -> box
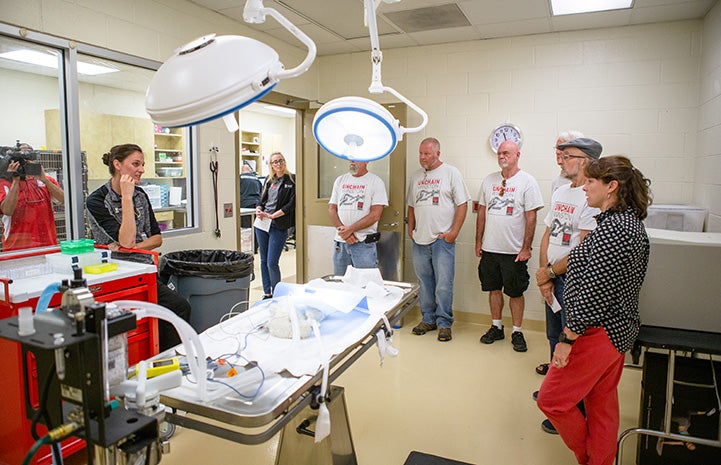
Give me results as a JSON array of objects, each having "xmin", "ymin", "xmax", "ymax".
[
  {"xmin": 254, "ymin": 215, "xmax": 271, "ymax": 232},
  {"xmin": 551, "ymin": 295, "xmax": 562, "ymax": 313}
]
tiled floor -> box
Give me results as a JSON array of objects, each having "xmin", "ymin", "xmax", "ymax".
[{"xmin": 158, "ymin": 248, "xmax": 643, "ymax": 465}]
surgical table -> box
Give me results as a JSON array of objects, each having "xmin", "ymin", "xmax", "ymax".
[{"xmin": 155, "ymin": 277, "xmax": 419, "ymax": 465}]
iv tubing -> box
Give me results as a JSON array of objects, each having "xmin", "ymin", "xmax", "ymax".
[{"xmin": 112, "ymin": 300, "xmax": 208, "ymax": 402}]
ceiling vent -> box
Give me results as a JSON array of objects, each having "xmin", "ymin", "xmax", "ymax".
[{"xmin": 383, "ymin": 3, "xmax": 471, "ymax": 33}]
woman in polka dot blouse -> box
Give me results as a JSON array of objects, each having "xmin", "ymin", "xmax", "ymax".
[{"xmin": 537, "ymin": 155, "xmax": 652, "ymax": 465}]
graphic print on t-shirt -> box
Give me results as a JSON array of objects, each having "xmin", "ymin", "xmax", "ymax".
[
  {"xmin": 487, "ymin": 183, "xmax": 515, "ymax": 216},
  {"xmin": 549, "ymin": 201, "xmax": 576, "ymax": 246},
  {"xmin": 415, "ymin": 177, "xmax": 441, "ymax": 206},
  {"xmin": 338, "ymin": 183, "xmax": 367, "ymax": 211}
]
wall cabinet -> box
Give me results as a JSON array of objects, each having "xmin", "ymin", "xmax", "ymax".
[
  {"xmin": 240, "ymin": 130, "xmax": 262, "ymax": 175},
  {"xmin": 153, "ymin": 125, "xmax": 185, "ymax": 178}
]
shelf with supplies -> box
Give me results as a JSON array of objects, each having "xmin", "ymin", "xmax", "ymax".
[
  {"xmin": 240, "ymin": 130, "xmax": 262, "ymax": 175},
  {"xmin": 154, "ymin": 125, "xmax": 185, "ymax": 178}
]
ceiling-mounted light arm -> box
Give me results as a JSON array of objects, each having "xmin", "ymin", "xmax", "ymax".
[
  {"xmin": 243, "ymin": 0, "xmax": 317, "ymax": 80},
  {"xmin": 365, "ymin": 0, "xmax": 427, "ymax": 134},
  {"xmin": 382, "ymin": 86, "xmax": 428, "ymax": 135}
]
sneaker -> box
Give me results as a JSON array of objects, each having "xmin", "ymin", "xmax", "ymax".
[
  {"xmin": 412, "ymin": 321, "xmax": 437, "ymax": 335},
  {"xmin": 437, "ymin": 327, "xmax": 452, "ymax": 342},
  {"xmin": 541, "ymin": 419, "xmax": 558, "ymax": 435},
  {"xmin": 480, "ymin": 325, "xmax": 505, "ymax": 344},
  {"xmin": 511, "ymin": 331, "xmax": 528, "ymax": 352}
]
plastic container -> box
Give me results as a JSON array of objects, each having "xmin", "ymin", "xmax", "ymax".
[
  {"xmin": 159, "ymin": 250, "xmax": 254, "ymax": 333},
  {"xmin": 645, "ymin": 204, "xmax": 707, "ymax": 232},
  {"xmin": 156, "ymin": 167, "xmax": 182, "ymax": 177},
  {"xmin": 59, "ymin": 238, "xmax": 95, "ymax": 255},
  {"xmin": 140, "ymin": 184, "xmax": 162, "ymax": 209},
  {"xmin": 47, "ymin": 250, "xmax": 111, "ymax": 274}
]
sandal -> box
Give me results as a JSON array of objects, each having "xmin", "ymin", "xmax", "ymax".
[{"xmin": 536, "ymin": 363, "xmax": 550, "ymax": 376}]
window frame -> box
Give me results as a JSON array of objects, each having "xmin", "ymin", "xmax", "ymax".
[{"xmin": 0, "ymin": 22, "xmax": 200, "ymax": 244}]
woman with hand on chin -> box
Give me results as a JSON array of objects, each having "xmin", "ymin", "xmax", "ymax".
[
  {"xmin": 537, "ymin": 155, "xmax": 652, "ymax": 465},
  {"xmin": 86, "ymin": 143, "xmax": 191, "ymax": 351}
]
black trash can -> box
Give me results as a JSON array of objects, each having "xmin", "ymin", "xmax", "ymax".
[{"xmin": 159, "ymin": 250, "xmax": 254, "ymax": 333}]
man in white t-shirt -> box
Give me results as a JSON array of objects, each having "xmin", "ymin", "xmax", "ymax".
[
  {"xmin": 329, "ymin": 160, "xmax": 388, "ymax": 276},
  {"xmin": 476, "ymin": 140, "xmax": 544, "ymax": 352},
  {"xmin": 533, "ymin": 137, "xmax": 601, "ymax": 434},
  {"xmin": 407, "ymin": 137, "xmax": 470, "ymax": 342}
]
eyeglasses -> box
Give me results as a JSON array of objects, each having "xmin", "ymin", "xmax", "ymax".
[
  {"xmin": 270, "ymin": 159, "xmax": 285, "ymax": 165},
  {"xmin": 560, "ymin": 153, "xmax": 587, "ymax": 161},
  {"xmin": 499, "ymin": 178, "xmax": 507, "ymax": 197}
]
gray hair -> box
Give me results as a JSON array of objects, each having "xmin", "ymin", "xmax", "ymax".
[{"xmin": 558, "ymin": 130, "xmax": 584, "ymax": 143}]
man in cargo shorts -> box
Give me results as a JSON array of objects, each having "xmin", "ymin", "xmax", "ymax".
[{"xmin": 476, "ymin": 140, "xmax": 543, "ymax": 352}]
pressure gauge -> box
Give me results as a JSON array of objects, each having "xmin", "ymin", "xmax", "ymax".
[{"xmin": 489, "ymin": 123, "xmax": 523, "ymax": 152}]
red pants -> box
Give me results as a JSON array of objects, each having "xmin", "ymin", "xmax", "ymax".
[{"xmin": 537, "ymin": 327, "xmax": 625, "ymax": 465}]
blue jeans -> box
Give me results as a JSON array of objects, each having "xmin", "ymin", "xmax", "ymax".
[
  {"xmin": 545, "ymin": 274, "xmax": 566, "ymax": 359},
  {"xmin": 412, "ymin": 238, "xmax": 456, "ymax": 329},
  {"xmin": 256, "ymin": 225, "xmax": 289, "ymax": 295},
  {"xmin": 333, "ymin": 241, "xmax": 378, "ymax": 276}
]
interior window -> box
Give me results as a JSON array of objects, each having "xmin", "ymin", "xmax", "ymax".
[
  {"xmin": 0, "ymin": 30, "xmax": 196, "ymax": 256},
  {"xmin": 0, "ymin": 36, "xmax": 66, "ymax": 253},
  {"xmin": 74, "ymin": 54, "xmax": 193, "ymax": 234},
  {"xmin": 317, "ymin": 147, "xmax": 390, "ymax": 199}
]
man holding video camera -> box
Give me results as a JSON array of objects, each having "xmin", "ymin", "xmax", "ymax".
[{"xmin": 0, "ymin": 143, "xmax": 64, "ymax": 251}]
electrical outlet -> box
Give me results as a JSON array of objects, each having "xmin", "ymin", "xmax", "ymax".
[{"xmin": 223, "ymin": 203, "xmax": 233, "ymax": 218}]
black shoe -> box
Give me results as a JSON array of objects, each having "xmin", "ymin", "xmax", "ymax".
[
  {"xmin": 532, "ymin": 390, "xmax": 539, "ymax": 401},
  {"xmin": 541, "ymin": 419, "xmax": 558, "ymax": 434},
  {"xmin": 511, "ymin": 331, "xmax": 528, "ymax": 352},
  {"xmin": 480, "ymin": 325, "xmax": 505, "ymax": 344},
  {"xmin": 536, "ymin": 362, "xmax": 549, "ymax": 375},
  {"xmin": 262, "ymin": 294, "xmax": 273, "ymax": 300}
]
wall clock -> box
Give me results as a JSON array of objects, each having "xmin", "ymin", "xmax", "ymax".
[{"xmin": 489, "ymin": 123, "xmax": 523, "ymax": 152}]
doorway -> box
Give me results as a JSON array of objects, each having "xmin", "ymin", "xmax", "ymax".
[{"xmin": 301, "ymin": 103, "xmax": 408, "ymax": 282}]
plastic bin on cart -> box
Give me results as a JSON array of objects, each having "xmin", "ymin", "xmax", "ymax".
[{"xmin": 159, "ymin": 249, "xmax": 254, "ymax": 333}]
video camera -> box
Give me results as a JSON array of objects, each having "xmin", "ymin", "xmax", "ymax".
[{"xmin": 0, "ymin": 141, "xmax": 42, "ymax": 179}]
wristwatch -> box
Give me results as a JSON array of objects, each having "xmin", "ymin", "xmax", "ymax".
[
  {"xmin": 547, "ymin": 264, "xmax": 556, "ymax": 279},
  {"xmin": 558, "ymin": 332, "xmax": 576, "ymax": 345}
]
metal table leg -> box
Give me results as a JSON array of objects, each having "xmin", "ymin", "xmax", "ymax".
[{"xmin": 276, "ymin": 385, "xmax": 357, "ymax": 465}]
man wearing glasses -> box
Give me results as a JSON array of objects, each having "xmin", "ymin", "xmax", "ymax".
[
  {"xmin": 476, "ymin": 140, "xmax": 544, "ymax": 352},
  {"xmin": 532, "ymin": 137, "xmax": 602, "ymax": 434}
]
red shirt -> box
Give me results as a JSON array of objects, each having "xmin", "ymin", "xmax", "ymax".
[{"xmin": 0, "ymin": 176, "xmax": 60, "ymax": 251}]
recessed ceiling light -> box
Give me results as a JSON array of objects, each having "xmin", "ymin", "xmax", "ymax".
[
  {"xmin": 0, "ymin": 49, "xmax": 118, "ymax": 75},
  {"xmin": 263, "ymin": 105, "xmax": 296, "ymax": 116},
  {"xmin": 551, "ymin": 0, "xmax": 633, "ymax": 16}
]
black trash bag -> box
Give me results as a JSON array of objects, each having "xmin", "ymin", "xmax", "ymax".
[{"xmin": 159, "ymin": 249, "xmax": 253, "ymax": 280}]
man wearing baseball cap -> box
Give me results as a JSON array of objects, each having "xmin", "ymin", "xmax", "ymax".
[{"xmin": 533, "ymin": 137, "xmax": 602, "ymax": 434}]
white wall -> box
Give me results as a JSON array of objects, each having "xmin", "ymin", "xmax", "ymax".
[
  {"xmin": 697, "ymin": 1, "xmax": 721, "ymax": 231},
  {"xmin": 0, "ymin": 69, "xmax": 59, "ymax": 148},
  {"xmin": 239, "ymin": 109, "xmax": 296, "ymax": 173},
  {"xmin": 318, "ymin": 19, "xmax": 711, "ymax": 322}
]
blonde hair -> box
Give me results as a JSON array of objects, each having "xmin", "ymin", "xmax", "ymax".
[{"xmin": 267, "ymin": 152, "xmax": 294, "ymax": 183}]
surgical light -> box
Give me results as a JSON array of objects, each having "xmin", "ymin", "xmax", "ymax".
[
  {"xmin": 313, "ymin": 0, "xmax": 428, "ymax": 161},
  {"xmin": 145, "ymin": 0, "xmax": 316, "ymax": 132}
]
